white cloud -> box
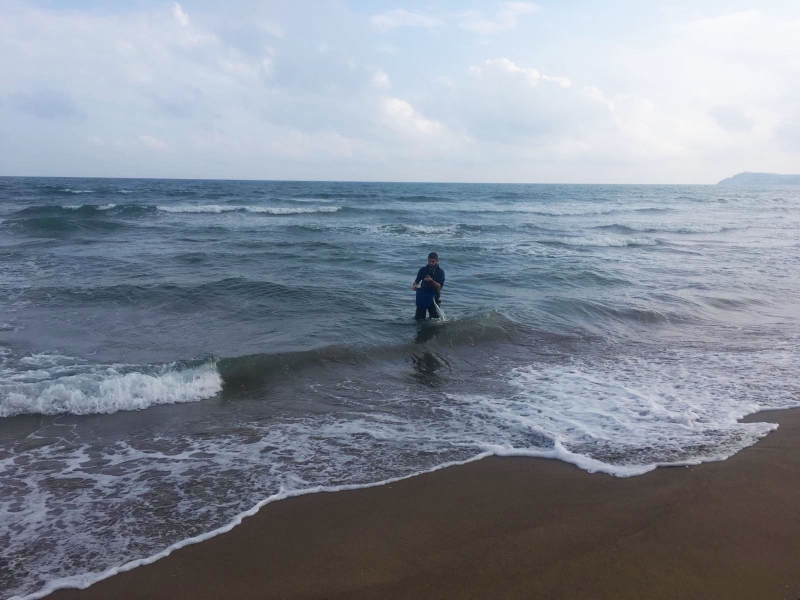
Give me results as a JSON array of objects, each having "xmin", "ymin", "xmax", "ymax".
[
  {"xmin": 775, "ymin": 116, "xmax": 800, "ymax": 152},
  {"xmin": 582, "ymin": 85, "xmax": 613, "ymax": 110},
  {"xmin": 459, "ymin": 2, "xmax": 539, "ymax": 34},
  {"xmin": 257, "ymin": 21, "xmax": 283, "ymax": 38},
  {"xmin": 470, "ymin": 58, "xmax": 570, "ymax": 88},
  {"xmin": 372, "ymin": 70, "xmax": 391, "ymax": 89},
  {"xmin": 10, "ymin": 89, "xmax": 84, "ymax": 120},
  {"xmin": 172, "ymin": 2, "xmax": 189, "ymax": 28},
  {"xmin": 138, "ymin": 134, "xmax": 167, "ymax": 150},
  {"xmin": 578, "ymin": 86, "xmax": 699, "ymax": 159},
  {"xmin": 541, "ymin": 75, "xmax": 572, "ymax": 88},
  {"xmin": 270, "ymin": 130, "xmax": 356, "ymax": 159},
  {"xmin": 381, "ymin": 97, "xmax": 442, "ymax": 136},
  {"xmin": 709, "ymin": 105, "xmax": 754, "ymax": 132},
  {"xmin": 221, "ymin": 59, "xmax": 254, "ymax": 76},
  {"xmin": 2, "ymin": 2, "xmax": 799, "ymax": 182},
  {"xmin": 371, "ymin": 9, "xmax": 444, "ymax": 30},
  {"xmin": 681, "ymin": 10, "xmax": 763, "ymax": 53},
  {"xmin": 471, "ymin": 57, "xmax": 539, "ymax": 85}
]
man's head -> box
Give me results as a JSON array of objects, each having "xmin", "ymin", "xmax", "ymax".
[{"xmin": 427, "ymin": 252, "xmax": 438, "ymax": 267}]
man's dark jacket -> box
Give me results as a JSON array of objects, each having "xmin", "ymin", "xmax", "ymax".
[{"xmin": 415, "ymin": 265, "xmax": 445, "ymax": 300}]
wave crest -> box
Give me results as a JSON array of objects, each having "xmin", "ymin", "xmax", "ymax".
[
  {"xmin": 547, "ymin": 235, "xmax": 657, "ymax": 247},
  {"xmin": 381, "ymin": 223, "xmax": 480, "ymax": 235},
  {"xmin": 598, "ymin": 223, "xmax": 732, "ymax": 234},
  {"xmin": 0, "ymin": 362, "xmax": 222, "ymax": 417},
  {"xmin": 157, "ymin": 205, "xmax": 341, "ymax": 214}
]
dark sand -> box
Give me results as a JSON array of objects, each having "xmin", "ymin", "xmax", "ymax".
[{"xmin": 53, "ymin": 410, "xmax": 800, "ymax": 600}]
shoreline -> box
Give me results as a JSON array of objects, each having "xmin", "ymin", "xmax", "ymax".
[{"xmin": 36, "ymin": 408, "xmax": 800, "ymax": 600}]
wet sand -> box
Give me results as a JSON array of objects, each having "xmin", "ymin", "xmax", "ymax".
[{"xmin": 52, "ymin": 409, "xmax": 800, "ymax": 600}]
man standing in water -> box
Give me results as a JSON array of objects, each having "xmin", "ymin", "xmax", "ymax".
[{"xmin": 412, "ymin": 252, "xmax": 445, "ymax": 320}]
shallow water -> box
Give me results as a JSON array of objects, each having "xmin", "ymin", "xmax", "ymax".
[{"xmin": 1, "ymin": 178, "xmax": 799, "ymax": 598}]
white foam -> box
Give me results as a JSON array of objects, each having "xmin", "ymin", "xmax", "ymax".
[
  {"xmin": 4, "ymin": 343, "xmax": 798, "ymax": 600},
  {"xmin": 554, "ymin": 235, "xmax": 657, "ymax": 247},
  {"xmin": 399, "ymin": 224, "xmax": 460, "ymax": 235},
  {"xmin": 620, "ymin": 223, "xmax": 730, "ymax": 234},
  {"xmin": 452, "ymin": 348, "xmax": 796, "ymax": 477},
  {"xmin": 465, "ymin": 205, "xmax": 618, "ymax": 216},
  {"xmin": 285, "ymin": 197, "xmax": 340, "ymax": 203},
  {"xmin": 463, "ymin": 205, "xmax": 668, "ymax": 216},
  {"xmin": 157, "ymin": 205, "xmax": 341, "ymax": 214},
  {"xmin": 63, "ymin": 189, "xmax": 93, "ymax": 194},
  {"xmin": 11, "ymin": 454, "xmax": 489, "ymax": 600},
  {"xmin": 158, "ymin": 205, "xmax": 238, "ymax": 213},
  {"xmin": 248, "ymin": 206, "xmax": 341, "ymax": 214},
  {"xmin": 0, "ymin": 362, "xmax": 221, "ymax": 417},
  {"xmin": 61, "ymin": 204, "xmax": 115, "ymax": 210}
]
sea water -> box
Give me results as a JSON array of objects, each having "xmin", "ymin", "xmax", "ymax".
[{"xmin": 1, "ymin": 178, "xmax": 799, "ymax": 598}]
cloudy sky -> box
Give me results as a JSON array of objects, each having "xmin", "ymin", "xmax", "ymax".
[{"xmin": 1, "ymin": 0, "xmax": 798, "ymax": 183}]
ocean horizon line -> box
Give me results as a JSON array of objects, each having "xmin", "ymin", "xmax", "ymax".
[{"xmin": 0, "ymin": 174, "xmax": 720, "ymax": 186}]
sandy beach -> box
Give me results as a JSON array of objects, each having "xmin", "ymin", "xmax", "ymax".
[{"xmin": 47, "ymin": 409, "xmax": 800, "ymax": 600}]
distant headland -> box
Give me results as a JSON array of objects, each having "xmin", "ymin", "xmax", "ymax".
[{"xmin": 718, "ymin": 172, "xmax": 800, "ymax": 185}]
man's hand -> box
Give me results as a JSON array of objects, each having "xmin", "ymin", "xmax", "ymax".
[
  {"xmin": 422, "ymin": 275, "xmax": 441, "ymax": 291},
  {"xmin": 412, "ymin": 282, "xmax": 418, "ymax": 291}
]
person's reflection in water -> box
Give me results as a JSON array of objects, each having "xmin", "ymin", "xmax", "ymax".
[
  {"xmin": 409, "ymin": 351, "xmax": 451, "ymax": 387},
  {"xmin": 413, "ymin": 323, "xmax": 443, "ymax": 345}
]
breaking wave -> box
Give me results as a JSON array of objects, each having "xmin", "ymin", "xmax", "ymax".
[
  {"xmin": 381, "ymin": 223, "xmax": 485, "ymax": 235},
  {"xmin": 544, "ymin": 235, "xmax": 658, "ymax": 247},
  {"xmin": 0, "ymin": 360, "xmax": 221, "ymax": 417},
  {"xmin": 597, "ymin": 223, "xmax": 735, "ymax": 234},
  {"xmin": 455, "ymin": 205, "xmax": 674, "ymax": 217},
  {"xmin": 157, "ymin": 205, "xmax": 341, "ymax": 215},
  {"xmin": 64, "ymin": 203, "xmax": 117, "ymax": 211}
]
